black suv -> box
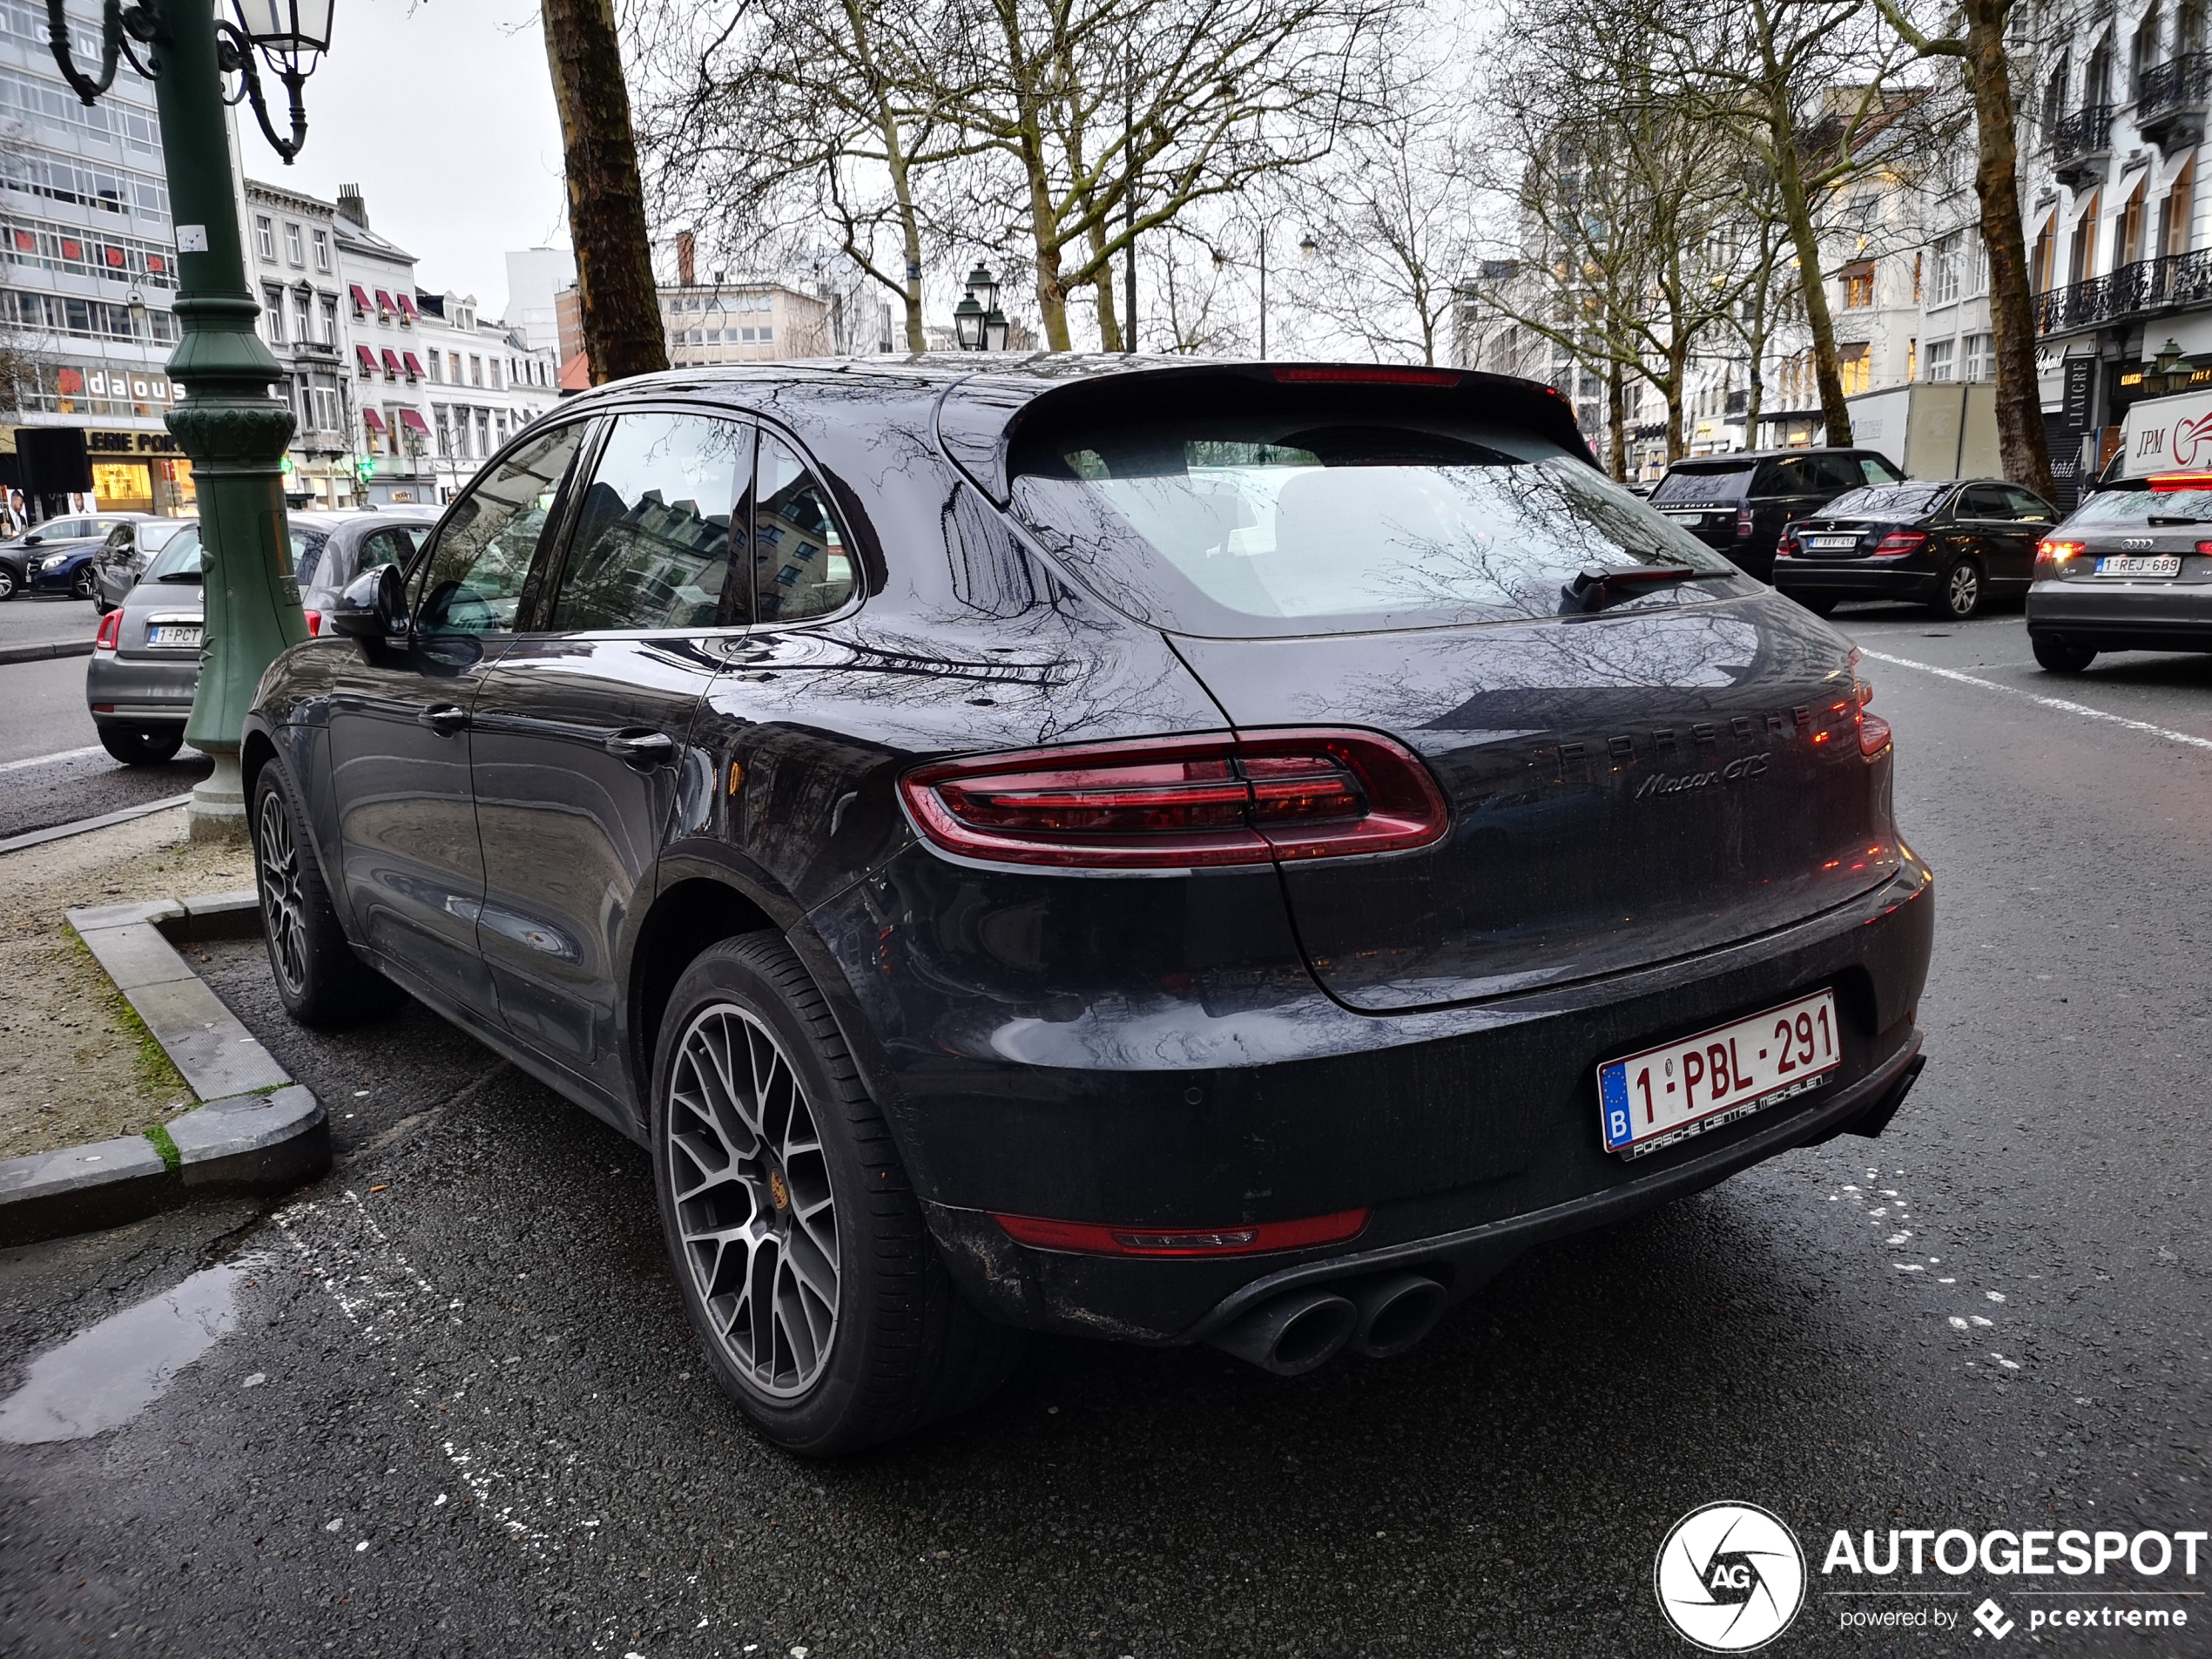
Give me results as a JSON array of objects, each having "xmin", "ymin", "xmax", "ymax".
[{"xmin": 1651, "ymin": 448, "xmax": 1906, "ymax": 580}]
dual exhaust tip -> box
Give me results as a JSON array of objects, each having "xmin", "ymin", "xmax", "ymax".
[{"xmin": 1210, "ymin": 1271, "xmax": 1448, "ymax": 1377}]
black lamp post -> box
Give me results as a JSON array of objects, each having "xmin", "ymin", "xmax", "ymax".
[{"xmin": 47, "ymin": 0, "xmax": 333, "ymax": 840}]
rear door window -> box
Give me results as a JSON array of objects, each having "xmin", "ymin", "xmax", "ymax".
[
  {"xmin": 1757, "ymin": 457, "xmax": 1815, "ymax": 496},
  {"xmin": 1958, "ymin": 483, "xmax": 2013, "ymax": 518},
  {"xmin": 1652, "ymin": 465, "xmax": 1754, "ymax": 504},
  {"xmin": 1811, "ymin": 454, "xmax": 1863, "ymax": 492},
  {"xmin": 1858, "ymin": 455, "xmax": 1905, "ymax": 483},
  {"xmin": 550, "ymin": 411, "xmax": 750, "ymax": 631},
  {"xmin": 2004, "ymin": 487, "xmax": 2056, "ymax": 521},
  {"xmin": 753, "ymin": 433, "xmax": 854, "ymax": 624},
  {"xmin": 1009, "ymin": 412, "xmax": 1747, "ymax": 637}
]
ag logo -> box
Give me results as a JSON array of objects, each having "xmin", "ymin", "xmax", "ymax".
[{"xmin": 1655, "ymin": 1501, "xmax": 1806, "ymax": 1651}]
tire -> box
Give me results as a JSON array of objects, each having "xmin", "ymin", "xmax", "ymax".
[
  {"xmin": 0, "ymin": 564, "xmax": 15, "ymax": 601},
  {"xmin": 97, "ymin": 722, "xmax": 182, "ymax": 765},
  {"xmin": 69, "ymin": 564, "xmax": 97, "ymax": 601},
  {"xmin": 651, "ymin": 934, "xmax": 1024, "ymax": 1456},
  {"xmin": 2032, "ymin": 634, "xmax": 2097, "ymax": 674},
  {"xmin": 1932, "ymin": 557, "xmax": 1985, "ymax": 619},
  {"xmin": 251, "ymin": 765, "xmax": 402, "ymax": 1026}
]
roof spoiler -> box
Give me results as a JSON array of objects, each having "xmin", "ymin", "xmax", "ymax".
[{"xmin": 935, "ymin": 360, "xmax": 1602, "ymax": 503}]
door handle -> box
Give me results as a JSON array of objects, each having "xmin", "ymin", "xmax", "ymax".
[
  {"xmin": 604, "ymin": 729, "xmax": 676, "ymax": 764},
  {"xmin": 418, "ymin": 704, "xmax": 469, "ymax": 736}
]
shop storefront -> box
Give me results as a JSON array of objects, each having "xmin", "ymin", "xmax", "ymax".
[{"xmin": 85, "ymin": 428, "xmax": 194, "ymax": 515}]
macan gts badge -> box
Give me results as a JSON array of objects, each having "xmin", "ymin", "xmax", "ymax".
[{"xmin": 241, "ymin": 356, "xmax": 1932, "ymax": 1454}]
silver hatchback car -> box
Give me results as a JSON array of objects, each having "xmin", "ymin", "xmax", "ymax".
[{"xmin": 86, "ymin": 509, "xmax": 439, "ymax": 763}]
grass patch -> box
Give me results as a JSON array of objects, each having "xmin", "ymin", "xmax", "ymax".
[
  {"xmin": 145, "ymin": 1123, "xmax": 180, "ymax": 1170},
  {"xmin": 61, "ymin": 925, "xmax": 194, "ymax": 1102}
]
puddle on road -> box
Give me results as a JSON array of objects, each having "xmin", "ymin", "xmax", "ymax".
[{"xmin": 0, "ymin": 1262, "xmax": 247, "ymax": 1444}]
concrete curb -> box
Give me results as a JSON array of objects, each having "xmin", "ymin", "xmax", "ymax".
[
  {"xmin": 0, "ymin": 889, "xmax": 329, "ymax": 1248},
  {"xmin": 0, "ymin": 639, "xmax": 93, "ymax": 666}
]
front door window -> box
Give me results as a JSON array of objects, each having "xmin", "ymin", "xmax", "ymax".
[{"xmin": 415, "ymin": 423, "xmax": 589, "ymax": 636}]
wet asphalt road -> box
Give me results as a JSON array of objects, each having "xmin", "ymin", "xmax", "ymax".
[
  {"xmin": 0, "ymin": 654, "xmax": 211, "ymax": 838},
  {"xmin": 1, "ymin": 605, "xmax": 2208, "ymax": 1658}
]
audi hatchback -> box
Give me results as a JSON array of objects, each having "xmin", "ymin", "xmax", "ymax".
[
  {"xmin": 242, "ymin": 359, "xmax": 1932, "ymax": 1453},
  {"xmin": 2027, "ymin": 472, "xmax": 2212, "ymax": 671}
]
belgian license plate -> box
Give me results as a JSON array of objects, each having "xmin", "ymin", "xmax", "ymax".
[
  {"xmin": 147, "ymin": 624, "xmax": 202, "ymax": 647},
  {"xmin": 2094, "ymin": 556, "xmax": 2181, "ymax": 577},
  {"xmin": 1807, "ymin": 536, "xmax": 1858, "ymax": 550},
  {"xmin": 1597, "ymin": 990, "xmax": 1839, "ymax": 1157},
  {"xmin": 1663, "ymin": 511, "xmax": 1703, "ymax": 524}
]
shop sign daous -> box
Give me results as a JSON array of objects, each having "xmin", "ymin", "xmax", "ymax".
[{"xmin": 54, "ymin": 368, "xmax": 177, "ymax": 403}]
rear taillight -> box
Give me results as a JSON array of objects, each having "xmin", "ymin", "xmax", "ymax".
[
  {"xmin": 1847, "ymin": 658, "xmax": 1890, "ymax": 757},
  {"xmin": 2034, "ymin": 538, "xmax": 2085, "ymax": 576},
  {"xmin": 993, "ymin": 1208, "xmax": 1370, "ymax": 1257},
  {"xmin": 1775, "ymin": 533, "xmax": 1797, "ymax": 559},
  {"xmin": 94, "ymin": 608, "xmax": 121, "ymax": 651},
  {"xmin": 900, "ymin": 730, "xmax": 1449, "ymax": 869},
  {"xmin": 1735, "ymin": 507, "xmax": 1754, "ymax": 538},
  {"xmin": 304, "ymin": 609, "xmax": 323, "ymax": 636},
  {"xmin": 1872, "ymin": 530, "xmax": 1927, "ymax": 557}
]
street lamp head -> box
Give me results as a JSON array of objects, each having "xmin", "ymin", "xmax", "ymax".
[
  {"xmin": 954, "ymin": 293, "xmax": 985, "ymax": 350},
  {"xmin": 126, "ymin": 288, "xmax": 147, "ymax": 333},
  {"xmin": 963, "ymin": 264, "xmax": 1001, "ymax": 314},
  {"xmin": 232, "ymin": 0, "xmax": 334, "ymax": 61},
  {"xmin": 983, "ymin": 307, "xmax": 1009, "ymax": 352},
  {"xmin": 1298, "ymin": 232, "xmax": 1318, "ymax": 262}
]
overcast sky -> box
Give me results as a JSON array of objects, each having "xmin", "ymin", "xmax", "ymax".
[{"xmin": 246, "ymin": 0, "xmax": 571, "ymax": 319}]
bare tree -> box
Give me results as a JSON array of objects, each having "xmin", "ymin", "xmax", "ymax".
[
  {"xmin": 1871, "ymin": 0, "xmax": 2055, "ymax": 498},
  {"xmin": 544, "ymin": 0, "xmax": 668, "ymax": 382}
]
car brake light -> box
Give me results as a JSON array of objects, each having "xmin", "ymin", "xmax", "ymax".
[
  {"xmin": 2034, "ymin": 538, "xmax": 2085, "ymax": 576},
  {"xmin": 899, "ymin": 730, "xmax": 1449, "ymax": 869},
  {"xmin": 1872, "ymin": 530, "xmax": 1926, "ymax": 556},
  {"xmin": 993, "ymin": 1208, "xmax": 1370, "ymax": 1257},
  {"xmin": 1775, "ymin": 533, "xmax": 1797, "ymax": 559},
  {"xmin": 94, "ymin": 608, "xmax": 121, "ymax": 651},
  {"xmin": 1735, "ymin": 507, "xmax": 1754, "ymax": 537},
  {"xmin": 305, "ymin": 608, "xmax": 322, "ymax": 636},
  {"xmin": 2147, "ymin": 471, "xmax": 2212, "ymax": 492},
  {"xmin": 1271, "ymin": 365, "xmax": 1460, "ymax": 388}
]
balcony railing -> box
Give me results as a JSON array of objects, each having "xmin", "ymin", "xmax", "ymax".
[
  {"xmin": 2139, "ymin": 53, "xmax": 2212, "ymax": 152},
  {"xmin": 2035, "ymin": 248, "xmax": 2212, "ymax": 334},
  {"xmin": 2050, "ymin": 104, "xmax": 2114, "ymax": 187}
]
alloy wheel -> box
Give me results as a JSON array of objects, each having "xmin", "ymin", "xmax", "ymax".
[
  {"xmin": 255, "ymin": 790, "xmax": 309, "ymax": 996},
  {"xmin": 0, "ymin": 567, "xmax": 14, "ymax": 600},
  {"xmin": 71, "ymin": 566, "xmax": 97, "ymax": 600},
  {"xmin": 1945, "ymin": 563, "xmax": 1980, "ymax": 617},
  {"xmin": 666, "ymin": 1004, "xmax": 840, "ymax": 1399}
]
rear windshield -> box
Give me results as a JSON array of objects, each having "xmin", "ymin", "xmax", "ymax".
[
  {"xmin": 143, "ymin": 527, "xmax": 203, "ymax": 581},
  {"xmin": 1651, "ymin": 465, "xmax": 1755, "ymax": 503},
  {"xmin": 1822, "ymin": 483, "xmax": 1952, "ymax": 519},
  {"xmin": 1008, "ymin": 415, "xmax": 1747, "ymax": 637},
  {"xmin": 2065, "ymin": 486, "xmax": 2212, "ymax": 525}
]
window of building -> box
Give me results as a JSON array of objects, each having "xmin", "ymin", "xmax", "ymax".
[
  {"xmin": 2162, "ymin": 160, "xmax": 2195, "ymax": 259},
  {"xmin": 489, "ymin": 360, "xmax": 502, "ymax": 390},
  {"xmin": 1968, "ymin": 232, "xmax": 1989, "ymax": 293},
  {"xmin": 1842, "ymin": 262, "xmax": 1876, "ymax": 309},
  {"xmin": 2069, "ymin": 192, "xmax": 2101, "ymax": 284},
  {"xmin": 1839, "ymin": 341, "xmax": 1872, "ymax": 395},
  {"xmin": 1925, "ymin": 338, "xmax": 1956, "ymax": 381},
  {"xmin": 254, "ymin": 215, "xmax": 275, "ymax": 263},
  {"xmin": 448, "ymin": 352, "xmax": 462, "ymax": 381},
  {"xmin": 262, "ymin": 286, "xmax": 284, "ymax": 343},
  {"xmin": 1912, "ymin": 251, "xmax": 1923, "ymax": 303},
  {"xmin": 428, "ymin": 350, "xmax": 442, "ymax": 383},
  {"xmin": 312, "ymin": 227, "xmax": 330, "ymax": 272},
  {"xmin": 475, "ymin": 408, "xmax": 490, "ymax": 453},
  {"xmin": 1931, "ymin": 233, "xmax": 1962, "ymax": 306},
  {"xmin": 284, "ymin": 222, "xmax": 304, "ymax": 266},
  {"xmin": 292, "ymin": 290, "xmax": 311, "ymax": 343},
  {"xmin": 320, "ymin": 293, "xmax": 338, "ymax": 345},
  {"xmin": 1964, "ymin": 334, "xmax": 1993, "ymax": 381},
  {"xmin": 469, "ymin": 354, "xmax": 482, "ymax": 386},
  {"xmin": 1907, "ymin": 337, "xmax": 1918, "ymax": 381},
  {"xmin": 759, "ymin": 326, "xmax": 773, "ymax": 344}
]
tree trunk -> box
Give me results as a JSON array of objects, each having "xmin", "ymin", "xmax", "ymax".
[
  {"xmin": 1086, "ymin": 199, "xmax": 1123, "ymax": 350},
  {"xmin": 1963, "ymin": 0, "xmax": 2055, "ymax": 497},
  {"xmin": 1768, "ymin": 96, "xmax": 1852, "ymax": 446},
  {"xmin": 542, "ymin": 0, "xmax": 666, "ymax": 383},
  {"xmin": 1666, "ymin": 339, "xmax": 1690, "ymax": 461},
  {"xmin": 1607, "ymin": 360, "xmax": 1629, "ymax": 479},
  {"xmin": 995, "ymin": 0, "xmax": 1072, "ymax": 350}
]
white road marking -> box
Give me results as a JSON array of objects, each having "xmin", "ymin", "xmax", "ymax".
[
  {"xmin": 0, "ymin": 744, "xmax": 103, "ymax": 774},
  {"xmin": 1859, "ymin": 649, "xmax": 2212, "ymax": 752}
]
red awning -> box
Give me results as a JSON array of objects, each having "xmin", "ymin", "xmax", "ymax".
[
  {"xmin": 373, "ymin": 289, "xmax": 395, "ymax": 314},
  {"xmin": 395, "ymin": 293, "xmax": 418, "ymax": 321},
  {"xmin": 401, "ymin": 351, "xmax": 424, "ymax": 378},
  {"xmin": 362, "ymin": 408, "xmax": 387, "ymax": 431},
  {"xmin": 348, "ymin": 284, "xmax": 370, "ymax": 313},
  {"xmin": 400, "ymin": 408, "xmax": 430, "ymax": 433},
  {"xmin": 380, "ymin": 348, "xmax": 402, "ymax": 375},
  {"xmin": 354, "ymin": 344, "xmax": 377, "ymax": 372}
]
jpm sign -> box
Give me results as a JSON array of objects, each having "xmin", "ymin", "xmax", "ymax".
[{"xmin": 2119, "ymin": 388, "xmax": 2212, "ymax": 475}]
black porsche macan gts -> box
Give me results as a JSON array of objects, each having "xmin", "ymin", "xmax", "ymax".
[{"xmin": 241, "ymin": 358, "xmax": 1933, "ymax": 1453}]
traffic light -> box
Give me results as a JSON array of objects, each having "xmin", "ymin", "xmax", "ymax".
[{"xmin": 354, "ymin": 456, "xmax": 374, "ymax": 484}]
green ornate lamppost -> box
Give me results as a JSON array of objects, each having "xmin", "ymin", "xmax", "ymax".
[{"xmin": 49, "ymin": 0, "xmax": 334, "ymax": 840}]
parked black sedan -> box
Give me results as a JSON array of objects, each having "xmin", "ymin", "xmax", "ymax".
[
  {"xmin": 240, "ymin": 359, "xmax": 1932, "ymax": 1453},
  {"xmin": 1773, "ymin": 478, "xmax": 2060, "ymax": 618},
  {"xmin": 1649, "ymin": 447, "xmax": 1906, "ymax": 580},
  {"xmin": 2027, "ymin": 471, "xmax": 2212, "ymax": 671}
]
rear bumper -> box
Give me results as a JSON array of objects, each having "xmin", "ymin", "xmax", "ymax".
[
  {"xmin": 86, "ymin": 651, "xmax": 198, "ymax": 720},
  {"xmin": 811, "ymin": 848, "xmax": 1934, "ymax": 1343},
  {"xmin": 2028, "ymin": 579, "xmax": 2212, "ymax": 648},
  {"xmin": 1773, "ymin": 562, "xmax": 1935, "ymax": 601}
]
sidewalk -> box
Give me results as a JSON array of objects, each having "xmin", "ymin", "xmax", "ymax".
[{"xmin": 0, "ymin": 807, "xmax": 255, "ymax": 1161}]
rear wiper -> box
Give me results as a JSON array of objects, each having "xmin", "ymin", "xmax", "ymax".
[{"xmin": 1560, "ymin": 564, "xmax": 1725, "ymax": 614}]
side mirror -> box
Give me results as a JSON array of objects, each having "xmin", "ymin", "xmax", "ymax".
[
  {"xmin": 330, "ymin": 562, "xmax": 409, "ymax": 640},
  {"xmin": 23, "ymin": 534, "xmax": 41, "ymax": 547}
]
